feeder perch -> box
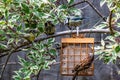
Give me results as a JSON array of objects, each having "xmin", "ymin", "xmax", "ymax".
[{"xmin": 60, "ymin": 38, "xmax": 94, "ymax": 76}]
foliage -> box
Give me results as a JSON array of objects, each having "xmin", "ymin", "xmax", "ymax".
[
  {"xmin": 0, "ymin": 0, "xmax": 81, "ymax": 79},
  {"xmin": 95, "ymin": 0, "xmax": 120, "ymax": 63},
  {"xmin": 1, "ymin": 0, "xmax": 120, "ymax": 79},
  {"xmin": 13, "ymin": 38, "xmax": 56, "ymax": 80},
  {"xmin": 0, "ymin": 0, "xmax": 81, "ymax": 50}
]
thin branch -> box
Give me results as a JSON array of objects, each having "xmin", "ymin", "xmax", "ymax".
[
  {"xmin": 26, "ymin": 0, "xmax": 30, "ymax": 4},
  {"xmin": 49, "ymin": 62, "xmax": 61, "ymax": 66},
  {"xmin": 0, "ymin": 49, "xmax": 15, "ymax": 80},
  {"xmin": 108, "ymin": 10, "xmax": 114, "ymax": 35},
  {"xmin": 85, "ymin": 0, "xmax": 106, "ymax": 21},
  {"xmin": 35, "ymin": 29, "xmax": 110, "ymax": 42},
  {"xmin": 36, "ymin": 70, "xmax": 41, "ymax": 80},
  {"xmin": 0, "ymin": 29, "xmax": 110, "ymax": 58},
  {"xmin": 55, "ymin": 0, "xmax": 61, "ymax": 6},
  {"xmin": 69, "ymin": 0, "xmax": 106, "ymax": 21}
]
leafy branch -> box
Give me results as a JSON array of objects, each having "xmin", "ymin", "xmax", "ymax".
[{"xmin": 0, "ymin": 29, "xmax": 110, "ymax": 58}]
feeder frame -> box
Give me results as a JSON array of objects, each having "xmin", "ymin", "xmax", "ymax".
[{"xmin": 60, "ymin": 37, "xmax": 94, "ymax": 76}]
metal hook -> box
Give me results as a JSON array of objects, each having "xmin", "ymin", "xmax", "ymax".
[{"xmin": 76, "ymin": 26, "xmax": 79, "ymax": 36}]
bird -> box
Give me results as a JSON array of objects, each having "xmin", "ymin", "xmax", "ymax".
[
  {"xmin": 23, "ymin": 33, "xmax": 35, "ymax": 42},
  {"xmin": 64, "ymin": 16, "xmax": 85, "ymax": 36},
  {"xmin": 64, "ymin": 16, "xmax": 84, "ymax": 30},
  {"xmin": 44, "ymin": 21, "xmax": 55, "ymax": 35},
  {"xmin": 72, "ymin": 53, "xmax": 94, "ymax": 80}
]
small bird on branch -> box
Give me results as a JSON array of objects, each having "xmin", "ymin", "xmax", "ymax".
[
  {"xmin": 64, "ymin": 16, "xmax": 85, "ymax": 36},
  {"xmin": 23, "ymin": 33, "xmax": 35, "ymax": 42},
  {"xmin": 72, "ymin": 53, "xmax": 94, "ymax": 80},
  {"xmin": 44, "ymin": 21, "xmax": 55, "ymax": 35}
]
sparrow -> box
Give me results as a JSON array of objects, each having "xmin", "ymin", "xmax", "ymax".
[{"xmin": 72, "ymin": 53, "xmax": 94, "ymax": 80}]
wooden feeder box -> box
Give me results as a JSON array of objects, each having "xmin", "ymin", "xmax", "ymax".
[{"xmin": 60, "ymin": 38, "xmax": 94, "ymax": 76}]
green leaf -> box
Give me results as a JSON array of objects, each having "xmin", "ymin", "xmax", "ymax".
[
  {"xmin": 6, "ymin": 0, "xmax": 13, "ymax": 4},
  {"xmin": 49, "ymin": 0, "xmax": 57, "ymax": 3},
  {"xmin": 2, "ymin": 0, "xmax": 7, "ymax": 3},
  {"xmin": 17, "ymin": 25, "xmax": 22, "ymax": 31},
  {"xmin": 38, "ymin": 23, "xmax": 44, "ymax": 33},
  {"xmin": 115, "ymin": 46, "xmax": 120, "ymax": 53},
  {"xmin": 49, "ymin": 48, "xmax": 56, "ymax": 56},
  {"xmin": 21, "ymin": 3, "xmax": 30, "ymax": 14},
  {"xmin": 58, "ymin": 4, "xmax": 67, "ymax": 9},
  {"xmin": 67, "ymin": 0, "xmax": 74, "ymax": 5},
  {"xmin": 5, "ymin": 9, "xmax": 9, "ymax": 19},
  {"xmin": 101, "ymin": 39, "xmax": 105, "ymax": 47},
  {"xmin": 43, "ymin": 62, "xmax": 50, "ymax": 70},
  {"xmin": 33, "ymin": 11, "xmax": 46, "ymax": 18},
  {"xmin": 14, "ymin": 71, "xmax": 22, "ymax": 79},
  {"xmin": 0, "ymin": 36, "xmax": 6, "ymax": 41},
  {"xmin": 117, "ymin": 23, "xmax": 120, "ymax": 27},
  {"xmin": 0, "ymin": 21, "xmax": 6, "ymax": 25},
  {"xmin": 95, "ymin": 23, "xmax": 106, "ymax": 29},
  {"xmin": 30, "ymin": 65, "xmax": 38, "ymax": 70},
  {"xmin": 48, "ymin": 38, "xmax": 55, "ymax": 43},
  {"xmin": 0, "ymin": 30, "xmax": 5, "ymax": 34},
  {"xmin": 18, "ymin": 56, "xmax": 30, "ymax": 67},
  {"xmin": 7, "ymin": 38, "xmax": 14, "ymax": 45},
  {"xmin": 0, "ymin": 43, "xmax": 7, "ymax": 49}
]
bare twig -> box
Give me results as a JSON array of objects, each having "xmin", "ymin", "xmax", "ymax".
[
  {"xmin": 55, "ymin": 0, "xmax": 61, "ymax": 6},
  {"xmin": 0, "ymin": 49, "xmax": 15, "ymax": 80},
  {"xmin": 85, "ymin": 0, "xmax": 106, "ymax": 21},
  {"xmin": 26, "ymin": 0, "xmax": 30, "ymax": 4},
  {"xmin": 36, "ymin": 70, "xmax": 41, "ymax": 80},
  {"xmin": 49, "ymin": 62, "xmax": 60, "ymax": 66},
  {"xmin": 108, "ymin": 10, "xmax": 114, "ymax": 35}
]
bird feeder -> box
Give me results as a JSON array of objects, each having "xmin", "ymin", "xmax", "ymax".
[{"xmin": 60, "ymin": 37, "xmax": 94, "ymax": 76}]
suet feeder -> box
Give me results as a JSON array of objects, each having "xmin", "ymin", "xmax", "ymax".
[{"xmin": 60, "ymin": 37, "xmax": 94, "ymax": 76}]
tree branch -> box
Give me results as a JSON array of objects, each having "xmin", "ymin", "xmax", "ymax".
[
  {"xmin": 85, "ymin": 0, "xmax": 106, "ymax": 21},
  {"xmin": 36, "ymin": 70, "xmax": 41, "ymax": 80},
  {"xmin": 0, "ymin": 29, "xmax": 110, "ymax": 58},
  {"xmin": 0, "ymin": 49, "xmax": 15, "ymax": 80},
  {"xmin": 108, "ymin": 10, "xmax": 114, "ymax": 35}
]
